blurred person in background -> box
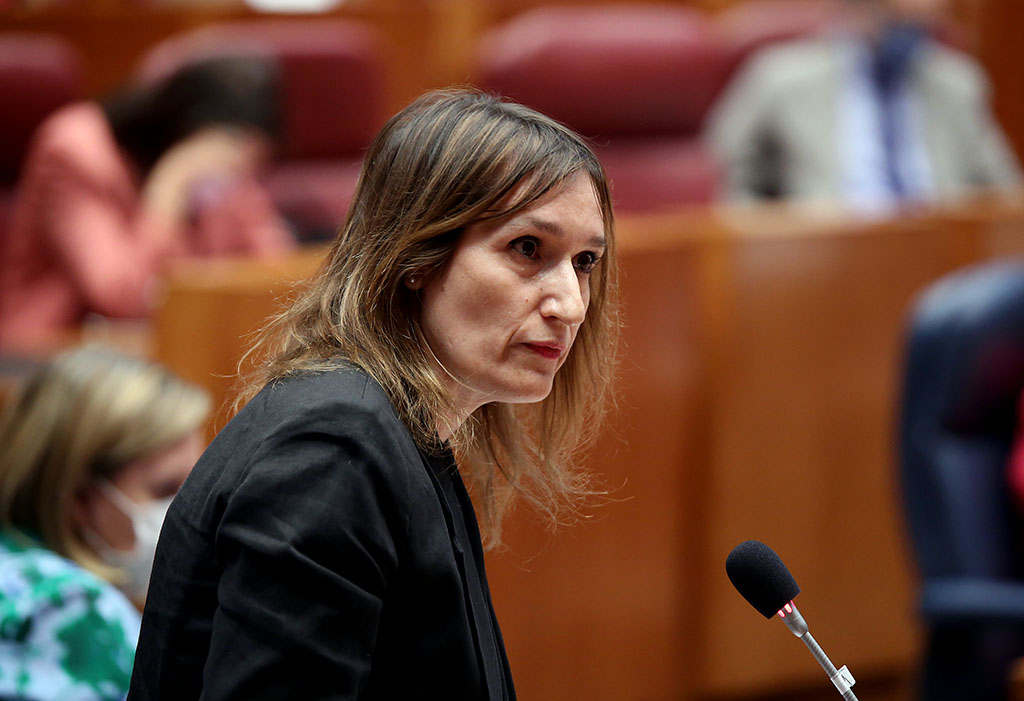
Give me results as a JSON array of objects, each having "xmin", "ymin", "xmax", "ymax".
[
  {"xmin": 707, "ymin": 0, "xmax": 1021, "ymax": 211},
  {"xmin": 0, "ymin": 56, "xmax": 295, "ymax": 350},
  {"xmin": 0, "ymin": 345, "xmax": 208, "ymax": 701}
]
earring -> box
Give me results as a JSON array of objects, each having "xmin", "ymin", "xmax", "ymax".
[{"xmin": 406, "ymin": 275, "xmax": 420, "ymax": 289}]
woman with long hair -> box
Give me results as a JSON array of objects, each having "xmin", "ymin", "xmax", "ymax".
[{"xmin": 129, "ymin": 88, "xmax": 619, "ymax": 699}]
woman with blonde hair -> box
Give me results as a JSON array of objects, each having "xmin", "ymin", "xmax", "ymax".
[
  {"xmin": 0, "ymin": 344, "xmax": 209, "ymax": 701},
  {"xmin": 129, "ymin": 88, "xmax": 619, "ymax": 700}
]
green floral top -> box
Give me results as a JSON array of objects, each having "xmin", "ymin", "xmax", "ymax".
[{"xmin": 0, "ymin": 530, "xmax": 140, "ymax": 700}]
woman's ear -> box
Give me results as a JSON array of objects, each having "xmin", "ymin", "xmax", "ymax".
[{"xmin": 405, "ymin": 273, "xmax": 425, "ymax": 290}]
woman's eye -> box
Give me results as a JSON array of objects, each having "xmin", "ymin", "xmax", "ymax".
[
  {"xmin": 574, "ymin": 251, "xmax": 601, "ymax": 274},
  {"xmin": 511, "ymin": 237, "xmax": 540, "ymax": 260}
]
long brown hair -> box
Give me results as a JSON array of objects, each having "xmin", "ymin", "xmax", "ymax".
[{"xmin": 238, "ymin": 88, "xmax": 619, "ymax": 544}]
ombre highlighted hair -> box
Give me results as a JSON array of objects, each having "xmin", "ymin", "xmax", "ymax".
[{"xmin": 238, "ymin": 88, "xmax": 619, "ymax": 545}]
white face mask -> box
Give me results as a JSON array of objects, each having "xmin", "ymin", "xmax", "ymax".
[{"xmin": 85, "ymin": 479, "xmax": 173, "ymax": 603}]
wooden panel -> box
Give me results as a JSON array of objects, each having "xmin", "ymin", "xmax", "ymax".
[
  {"xmin": 152, "ymin": 247, "xmax": 326, "ymax": 435},
  {"xmin": 696, "ymin": 220, "xmax": 950, "ymax": 695}
]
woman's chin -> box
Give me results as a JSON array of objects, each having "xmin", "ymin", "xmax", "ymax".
[{"xmin": 500, "ymin": 378, "xmax": 556, "ymax": 405}]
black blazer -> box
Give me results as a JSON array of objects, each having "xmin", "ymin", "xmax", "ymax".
[{"xmin": 127, "ymin": 367, "xmax": 515, "ymax": 700}]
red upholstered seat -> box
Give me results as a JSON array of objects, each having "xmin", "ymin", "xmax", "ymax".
[
  {"xmin": 138, "ymin": 20, "xmax": 386, "ymax": 239},
  {"xmin": 594, "ymin": 138, "xmax": 719, "ymax": 213},
  {"xmin": 0, "ymin": 34, "xmax": 82, "ymax": 238},
  {"xmin": 474, "ymin": 5, "xmax": 728, "ymax": 212},
  {"xmin": 263, "ymin": 159, "xmax": 363, "ymax": 241},
  {"xmin": 0, "ymin": 34, "xmax": 82, "ymax": 184}
]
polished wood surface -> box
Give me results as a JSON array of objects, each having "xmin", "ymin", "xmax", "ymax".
[
  {"xmin": 146, "ymin": 195, "xmax": 1024, "ymax": 699},
  {"xmin": 151, "ymin": 247, "xmax": 326, "ymax": 435}
]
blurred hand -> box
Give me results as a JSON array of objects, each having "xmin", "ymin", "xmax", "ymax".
[{"xmin": 141, "ymin": 126, "xmax": 272, "ymax": 224}]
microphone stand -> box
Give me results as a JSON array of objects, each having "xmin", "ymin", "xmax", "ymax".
[{"xmin": 778, "ymin": 602, "xmax": 859, "ymax": 701}]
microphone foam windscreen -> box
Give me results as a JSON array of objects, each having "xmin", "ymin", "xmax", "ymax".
[{"xmin": 725, "ymin": 540, "xmax": 801, "ymax": 618}]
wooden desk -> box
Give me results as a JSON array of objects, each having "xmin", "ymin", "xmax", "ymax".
[{"xmin": 152, "ymin": 196, "xmax": 1024, "ymax": 700}]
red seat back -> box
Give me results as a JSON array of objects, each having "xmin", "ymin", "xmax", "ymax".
[
  {"xmin": 474, "ymin": 6, "xmax": 726, "ymax": 211},
  {"xmin": 137, "ymin": 20, "xmax": 386, "ymax": 161},
  {"xmin": 475, "ymin": 5, "xmax": 729, "ymax": 139},
  {"xmin": 0, "ymin": 34, "xmax": 82, "ymax": 184}
]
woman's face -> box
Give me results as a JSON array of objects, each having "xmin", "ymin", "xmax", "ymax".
[
  {"xmin": 416, "ymin": 172, "xmax": 606, "ymax": 431},
  {"xmin": 73, "ymin": 430, "xmax": 204, "ymax": 551}
]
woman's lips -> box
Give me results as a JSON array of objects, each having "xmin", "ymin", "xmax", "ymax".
[{"xmin": 524, "ymin": 343, "xmax": 564, "ymax": 360}]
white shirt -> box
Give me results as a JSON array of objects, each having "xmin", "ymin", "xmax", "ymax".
[{"xmin": 838, "ymin": 39, "xmax": 935, "ymax": 214}]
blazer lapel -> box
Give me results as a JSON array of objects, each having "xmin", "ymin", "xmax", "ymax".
[{"xmin": 418, "ymin": 449, "xmax": 506, "ymax": 699}]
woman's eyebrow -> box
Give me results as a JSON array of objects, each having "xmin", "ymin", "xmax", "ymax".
[{"xmin": 519, "ymin": 215, "xmax": 607, "ymax": 249}]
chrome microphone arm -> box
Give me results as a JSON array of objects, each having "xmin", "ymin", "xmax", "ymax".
[{"xmin": 778, "ymin": 602, "xmax": 859, "ymax": 701}]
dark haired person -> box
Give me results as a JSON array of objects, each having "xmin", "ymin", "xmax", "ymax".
[
  {"xmin": 0, "ymin": 56, "xmax": 294, "ymax": 348},
  {"xmin": 708, "ymin": 0, "xmax": 1021, "ymax": 212},
  {"xmin": 128, "ymin": 89, "xmax": 619, "ymax": 699}
]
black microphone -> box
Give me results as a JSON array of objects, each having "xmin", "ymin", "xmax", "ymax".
[{"xmin": 726, "ymin": 540, "xmax": 858, "ymax": 701}]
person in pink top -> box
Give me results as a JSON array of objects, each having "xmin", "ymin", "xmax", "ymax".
[{"xmin": 0, "ymin": 56, "xmax": 295, "ymax": 348}]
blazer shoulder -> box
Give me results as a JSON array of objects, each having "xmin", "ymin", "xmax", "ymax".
[
  {"xmin": 224, "ymin": 366, "xmax": 421, "ymax": 480},
  {"xmin": 235, "ymin": 366, "xmax": 398, "ymax": 432},
  {"xmin": 182, "ymin": 366, "xmax": 423, "ymax": 530}
]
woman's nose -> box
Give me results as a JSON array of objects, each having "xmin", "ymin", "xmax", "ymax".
[{"xmin": 539, "ymin": 261, "xmax": 588, "ymax": 325}]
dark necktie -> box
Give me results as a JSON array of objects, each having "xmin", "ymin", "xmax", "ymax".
[
  {"xmin": 871, "ymin": 23, "xmax": 925, "ymax": 198},
  {"xmin": 876, "ymin": 85, "xmax": 905, "ymax": 197}
]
